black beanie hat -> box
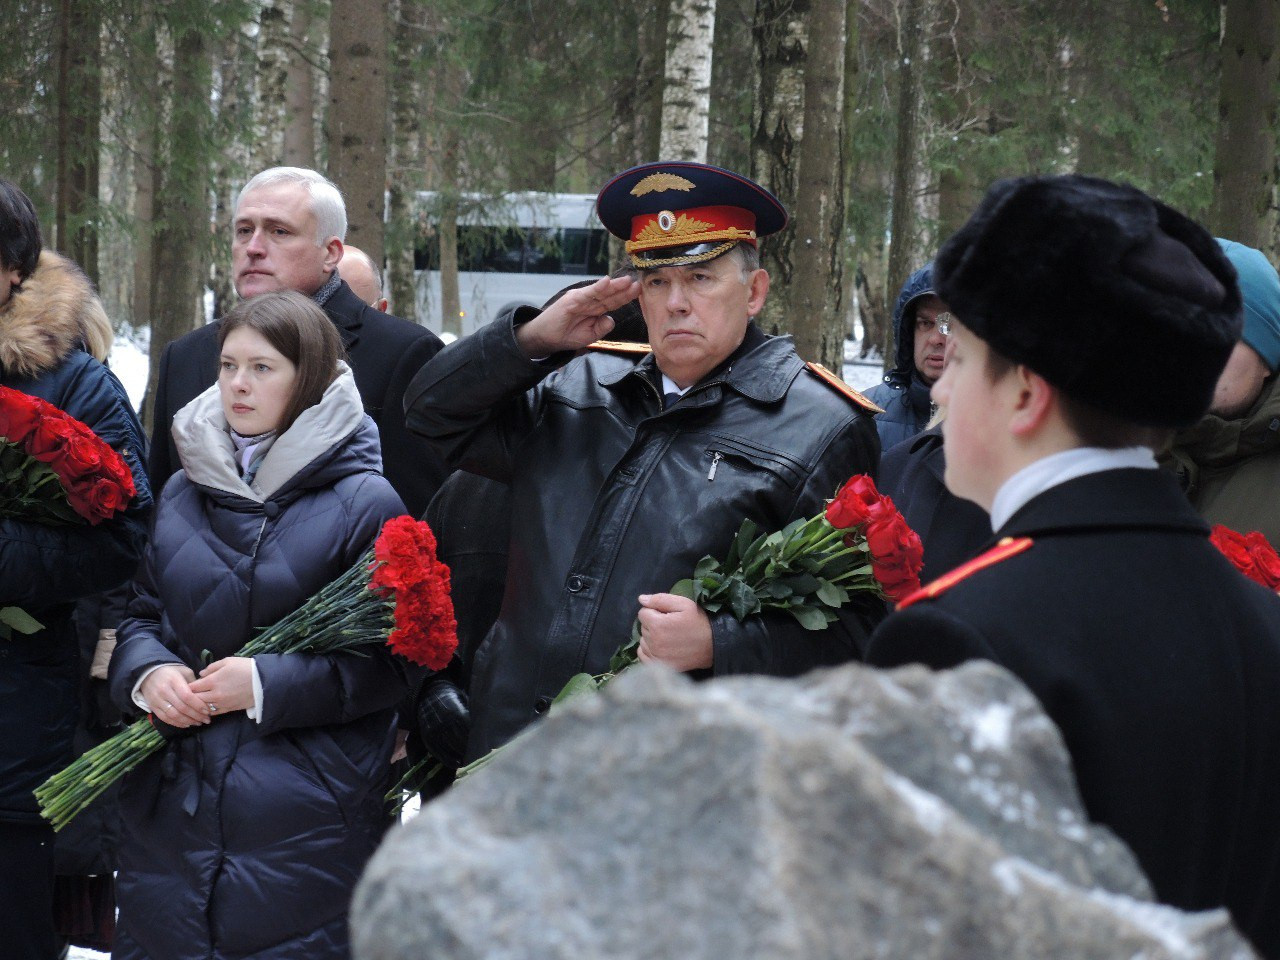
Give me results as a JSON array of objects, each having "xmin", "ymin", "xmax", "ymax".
[{"xmin": 935, "ymin": 174, "xmax": 1243, "ymax": 428}]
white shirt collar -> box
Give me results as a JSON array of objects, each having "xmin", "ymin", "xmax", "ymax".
[
  {"xmin": 989, "ymin": 446, "xmax": 1158, "ymax": 531},
  {"xmin": 661, "ymin": 373, "xmax": 691, "ymax": 398}
]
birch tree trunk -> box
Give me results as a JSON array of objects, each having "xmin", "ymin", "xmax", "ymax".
[
  {"xmin": 131, "ymin": 7, "xmax": 158, "ymax": 340},
  {"xmin": 386, "ymin": 0, "xmax": 421, "ymax": 320},
  {"xmin": 1211, "ymin": 0, "xmax": 1279, "ymax": 250},
  {"xmin": 328, "ymin": 0, "xmax": 389, "ymax": 263},
  {"xmin": 661, "ymin": 0, "xmax": 716, "ymax": 162},
  {"xmin": 787, "ymin": 0, "xmax": 846, "ymax": 367},
  {"xmin": 934, "ymin": 1, "xmax": 981, "ymax": 241},
  {"xmin": 751, "ymin": 0, "xmax": 808, "ymax": 335},
  {"xmin": 438, "ymin": 120, "xmax": 462, "ymax": 335},
  {"xmin": 55, "ymin": 0, "xmax": 101, "ymax": 284},
  {"xmin": 283, "ymin": 0, "xmax": 317, "ymax": 167},
  {"xmin": 144, "ymin": 14, "xmax": 211, "ymax": 432},
  {"xmin": 838, "ymin": 0, "xmax": 860, "ymax": 342},
  {"xmin": 884, "ymin": 0, "xmax": 926, "ymax": 358},
  {"xmin": 211, "ymin": 27, "xmax": 254, "ymax": 321},
  {"xmin": 254, "ymin": 0, "xmax": 289, "ymax": 169}
]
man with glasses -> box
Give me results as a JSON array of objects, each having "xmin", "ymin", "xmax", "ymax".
[{"xmin": 865, "ymin": 263, "xmax": 951, "ymax": 449}]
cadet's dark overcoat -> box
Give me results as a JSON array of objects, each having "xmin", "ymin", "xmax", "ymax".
[
  {"xmin": 406, "ymin": 313, "xmax": 883, "ymax": 760},
  {"xmin": 866, "ymin": 467, "xmax": 1280, "ymax": 957}
]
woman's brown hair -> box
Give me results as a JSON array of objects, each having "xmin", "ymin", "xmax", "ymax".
[{"xmin": 218, "ymin": 291, "xmax": 344, "ymax": 433}]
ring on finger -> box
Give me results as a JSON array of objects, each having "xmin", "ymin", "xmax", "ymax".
[
  {"xmin": 209, "ymin": 703, "xmax": 218, "ymax": 713},
  {"xmin": 164, "ymin": 701, "xmax": 173, "ymax": 711}
]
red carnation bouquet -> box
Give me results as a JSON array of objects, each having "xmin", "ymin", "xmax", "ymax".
[
  {"xmin": 459, "ymin": 474, "xmax": 923, "ymax": 777},
  {"xmin": 0, "ymin": 385, "xmax": 138, "ymax": 639},
  {"xmin": 36, "ymin": 516, "xmax": 457, "ymax": 831},
  {"xmin": 1210, "ymin": 524, "xmax": 1280, "ymax": 591},
  {"xmin": 0, "ymin": 384, "xmax": 137, "ymax": 526}
]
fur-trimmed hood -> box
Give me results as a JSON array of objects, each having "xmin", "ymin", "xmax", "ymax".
[{"xmin": 0, "ymin": 250, "xmax": 112, "ymax": 379}]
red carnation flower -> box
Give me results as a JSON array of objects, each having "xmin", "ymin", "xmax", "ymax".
[
  {"xmin": 1211, "ymin": 525, "xmax": 1280, "ymax": 591},
  {"xmin": 0, "ymin": 386, "xmax": 136, "ymax": 526},
  {"xmin": 369, "ymin": 516, "xmax": 458, "ymax": 670},
  {"xmin": 0, "ymin": 388, "xmax": 41, "ymax": 443}
]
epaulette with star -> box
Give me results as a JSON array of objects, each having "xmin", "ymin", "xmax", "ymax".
[
  {"xmin": 588, "ymin": 340, "xmax": 652, "ymax": 356},
  {"xmin": 895, "ymin": 536, "xmax": 1034, "ymax": 610},
  {"xmin": 805, "ymin": 362, "xmax": 882, "ymax": 414}
]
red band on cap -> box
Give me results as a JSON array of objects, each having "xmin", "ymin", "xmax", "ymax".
[{"xmin": 627, "ymin": 205, "xmax": 757, "ymax": 252}]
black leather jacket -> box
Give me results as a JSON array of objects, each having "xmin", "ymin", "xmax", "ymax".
[{"xmin": 405, "ymin": 311, "xmax": 883, "ymax": 759}]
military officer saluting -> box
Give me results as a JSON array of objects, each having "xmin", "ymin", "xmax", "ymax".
[
  {"xmin": 866, "ymin": 174, "xmax": 1280, "ymax": 957},
  {"xmin": 406, "ymin": 161, "xmax": 882, "ymax": 761}
]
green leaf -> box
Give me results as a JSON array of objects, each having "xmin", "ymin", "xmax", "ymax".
[
  {"xmin": 611, "ymin": 636, "xmax": 641, "ymax": 673},
  {"xmin": 0, "ymin": 606, "xmax": 43, "ymax": 634},
  {"xmin": 789, "ymin": 605, "xmax": 830, "ymax": 630},
  {"xmin": 693, "ymin": 556, "xmax": 720, "ymax": 580},
  {"xmin": 669, "ymin": 578, "xmax": 699, "ymax": 601},
  {"xmin": 728, "ymin": 578, "xmax": 760, "ymax": 621},
  {"xmin": 782, "ymin": 573, "xmax": 820, "ymax": 595},
  {"xmin": 552, "ymin": 672, "xmax": 601, "ymax": 706},
  {"xmin": 728, "ymin": 519, "xmax": 760, "ymax": 570},
  {"xmin": 815, "ymin": 579, "xmax": 844, "ymax": 607}
]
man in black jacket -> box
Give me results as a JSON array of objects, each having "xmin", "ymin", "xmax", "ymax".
[
  {"xmin": 406, "ymin": 161, "xmax": 882, "ymax": 761},
  {"xmin": 147, "ymin": 167, "xmax": 446, "ymax": 516},
  {"xmin": 865, "ymin": 174, "xmax": 1280, "ymax": 956}
]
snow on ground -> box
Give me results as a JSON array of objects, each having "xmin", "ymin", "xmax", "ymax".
[{"xmin": 107, "ymin": 327, "xmax": 149, "ymax": 414}]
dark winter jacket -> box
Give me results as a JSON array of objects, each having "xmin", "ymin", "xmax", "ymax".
[
  {"xmin": 879, "ymin": 427, "xmax": 991, "ymax": 583},
  {"xmin": 405, "ymin": 312, "xmax": 883, "ymax": 760},
  {"xmin": 110, "ymin": 367, "xmax": 415, "ymax": 960},
  {"xmin": 864, "ymin": 264, "xmax": 935, "ymax": 449},
  {"xmin": 147, "ymin": 278, "xmax": 448, "ymax": 516},
  {"xmin": 0, "ymin": 251, "xmax": 151, "ymax": 823},
  {"xmin": 867, "ymin": 468, "xmax": 1280, "ymax": 957},
  {"xmin": 1162, "ymin": 371, "xmax": 1280, "ymax": 545}
]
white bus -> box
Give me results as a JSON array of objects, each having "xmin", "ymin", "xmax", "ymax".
[{"xmin": 413, "ymin": 191, "xmax": 612, "ymax": 338}]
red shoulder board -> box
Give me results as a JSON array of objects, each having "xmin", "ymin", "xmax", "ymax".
[
  {"xmin": 588, "ymin": 339, "xmax": 652, "ymax": 355},
  {"xmin": 805, "ymin": 362, "xmax": 883, "ymax": 414},
  {"xmin": 896, "ymin": 536, "xmax": 1034, "ymax": 610}
]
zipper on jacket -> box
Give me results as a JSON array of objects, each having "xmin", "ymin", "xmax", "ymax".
[
  {"xmin": 250, "ymin": 515, "xmax": 269, "ymax": 558},
  {"xmin": 707, "ymin": 451, "xmax": 722, "ymax": 481}
]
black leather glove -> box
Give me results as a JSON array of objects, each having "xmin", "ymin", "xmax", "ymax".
[{"xmin": 416, "ymin": 676, "xmax": 470, "ymax": 769}]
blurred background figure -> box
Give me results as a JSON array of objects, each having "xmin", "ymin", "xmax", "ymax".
[
  {"xmin": 864, "ymin": 263, "xmax": 950, "ymax": 449},
  {"xmin": 340, "ymin": 244, "xmax": 389, "ymax": 313},
  {"xmin": 1162, "ymin": 238, "xmax": 1280, "ymax": 543}
]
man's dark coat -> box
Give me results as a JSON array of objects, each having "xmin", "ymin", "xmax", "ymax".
[
  {"xmin": 147, "ymin": 280, "xmax": 447, "ymax": 516},
  {"xmin": 406, "ymin": 312, "xmax": 883, "ymax": 761},
  {"xmin": 866, "ymin": 467, "xmax": 1280, "ymax": 958},
  {"xmin": 878, "ymin": 427, "xmax": 991, "ymax": 582}
]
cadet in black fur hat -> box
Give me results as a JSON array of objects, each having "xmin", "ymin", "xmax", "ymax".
[{"xmin": 865, "ymin": 174, "xmax": 1280, "ymax": 957}]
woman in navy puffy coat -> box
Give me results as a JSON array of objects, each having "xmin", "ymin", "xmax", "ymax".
[{"xmin": 109, "ymin": 291, "xmax": 418, "ymax": 960}]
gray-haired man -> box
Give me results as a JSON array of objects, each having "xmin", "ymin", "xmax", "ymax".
[{"xmin": 147, "ymin": 167, "xmax": 447, "ymax": 516}]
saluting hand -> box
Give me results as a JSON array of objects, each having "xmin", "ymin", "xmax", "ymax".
[
  {"xmin": 636, "ymin": 593, "xmax": 714, "ymax": 672},
  {"xmin": 515, "ymin": 274, "xmax": 641, "ymax": 357}
]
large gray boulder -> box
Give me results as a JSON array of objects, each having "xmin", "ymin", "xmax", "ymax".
[{"xmin": 352, "ymin": 662, "xmax": 1257, "ymax": 960}]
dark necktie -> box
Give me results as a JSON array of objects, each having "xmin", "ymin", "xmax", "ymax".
[{"xmin": 664, "ymin": 391, "xmax": 681, "ymax": 410}]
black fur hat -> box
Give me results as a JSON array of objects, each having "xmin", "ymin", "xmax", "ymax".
[{"xmin": 935, "ymin": 174, "xmax": 1242, "ymax": 427}]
